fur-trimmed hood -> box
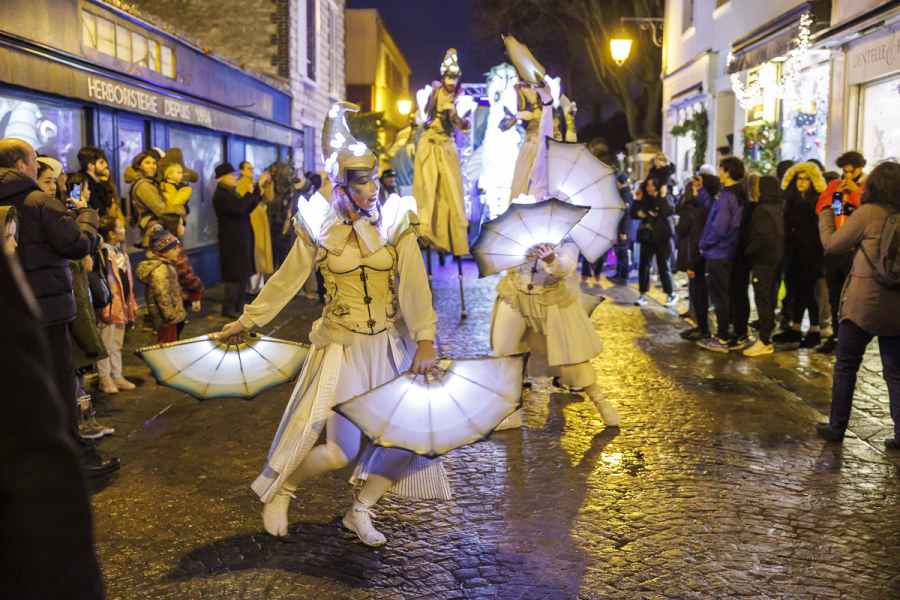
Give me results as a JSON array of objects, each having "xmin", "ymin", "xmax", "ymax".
[{"xmin": 781, "ymin": 162, "xmax": 826, "ymax": 193}]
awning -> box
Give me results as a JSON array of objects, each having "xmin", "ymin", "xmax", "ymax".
[{"xmin": 727, "ymin": 1, "xmax": 829, "ymax": 74}]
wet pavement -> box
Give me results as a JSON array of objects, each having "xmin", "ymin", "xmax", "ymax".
[{"xmin": 87, "ymin": 258, "xmax": 900, "ymax": 599}]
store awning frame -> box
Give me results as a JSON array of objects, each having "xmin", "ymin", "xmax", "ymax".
[{"xmin": 727, "ymin": 2, "xmax": 830, "ymax": 74}]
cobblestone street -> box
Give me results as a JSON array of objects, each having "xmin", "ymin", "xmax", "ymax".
[{"xmin": 87, "ymin": 260, "xmax": 900, "ymax": 599}]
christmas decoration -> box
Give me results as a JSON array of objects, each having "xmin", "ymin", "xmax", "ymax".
[
  {"xmin": 670, "ymin": 107, "xmax": 709, "ymax": 170},
  {"xmin": 742, "ymin": 122, "xmax": 781, "ymax": 176}
]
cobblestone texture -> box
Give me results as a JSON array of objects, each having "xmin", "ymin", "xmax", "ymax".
[{"xmin": 88, "ymin": 259, "xmax": 900, "ymax": 599}]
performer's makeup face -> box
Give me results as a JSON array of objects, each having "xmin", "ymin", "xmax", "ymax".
[
  {"xmin": 442, "ymin": 75, "xmax": 458, "ymax": 92},
  {"xmin": 345, "ymin": 168, "xmax": 380, "ymax": 214}
]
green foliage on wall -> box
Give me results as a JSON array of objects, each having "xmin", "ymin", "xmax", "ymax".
[
  {"xmin": 671, "ymin": 108, "xmax": 708, "ymax": 170},
  {"xmin": 741, "ymin": 121, "xmax": 782, "ymax": 177},
  {"xmin": 346, "ymin": 111, "xmax": 387, "ymax": 158}
]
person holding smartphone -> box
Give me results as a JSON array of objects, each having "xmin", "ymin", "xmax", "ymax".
[{"xmin": 814, "ymin": 152, "xmax": 867, "ymax": 354}]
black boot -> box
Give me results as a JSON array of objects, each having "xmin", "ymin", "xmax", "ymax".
[
  {"xmin": 800, "ymin": 331, "xmax": 822, "ymax": 349},
  {"xmin": 816, "ymin": 335, "xmax": 837, "ymax": 354}
]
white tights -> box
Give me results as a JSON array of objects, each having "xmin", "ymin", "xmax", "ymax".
[{"xmin": 284, "ymin": 411, "xmax": 412, "ymax": 504}]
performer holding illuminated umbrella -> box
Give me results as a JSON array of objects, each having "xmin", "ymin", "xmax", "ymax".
[
  {"xmin": 485, "ymin": 40, "xmax": 624, "ymax": 430},
  {"xmin": 217, "ymin": 101, "xmax": 445, "ymax": 547}
]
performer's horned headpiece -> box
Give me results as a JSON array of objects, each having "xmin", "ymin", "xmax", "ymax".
[{"xmin": 321, "ymin": 101, "xmax": 377, "ymax": 187}]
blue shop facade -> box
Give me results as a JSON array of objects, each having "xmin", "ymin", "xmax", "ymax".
[{"xmin": 0, "ymin": 0, "xmax": 305, "ymax": 285}]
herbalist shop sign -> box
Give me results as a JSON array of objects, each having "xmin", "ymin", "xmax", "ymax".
[
  {"xmin": 86, "ymin": 75, "xmax": 213, "ymax": 127},
  {"xmin": 848, "ymin": 23, "xmax": 900, "ymax": 85}
]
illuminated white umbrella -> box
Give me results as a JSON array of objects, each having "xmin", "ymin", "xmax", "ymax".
[
  {"xmin": 546, "ymin": 139, "xmax": 626, "ymax": 262},
  {"xmin": 333, "ymin": 356, "xmax": 525, "ymax": 459},
  {"xmin": 469, "ymin": 198, "xmax": 589, "ymax": 277},
  {"xmin": 134, "ymin": 333, "xmax": 309, "ymax": 400},
  {"xmin": 502, "ymin": 34, "xmax": 546, "ymax": 84}
]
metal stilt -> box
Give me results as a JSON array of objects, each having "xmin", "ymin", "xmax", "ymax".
[
  {"xmin": 457, "ymin": 255, "xmax": 467, "ymax": 319},
  {"xmin": 426, "ymin": 246, "xmax": 433, "ymax": 291}
]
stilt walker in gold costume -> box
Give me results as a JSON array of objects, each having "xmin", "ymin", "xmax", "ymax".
[{"xmin": 413, "ymin": 48, "xmax": 470, "ymax": 316}]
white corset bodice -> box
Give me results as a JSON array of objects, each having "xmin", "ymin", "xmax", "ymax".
[{"xmin": 319, "ymin": 243, "xmax": 400, "ymax": 335}]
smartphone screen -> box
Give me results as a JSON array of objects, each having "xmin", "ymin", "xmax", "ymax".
[
  {"xmin": 832, "ymin": 199, "xmax": 842, "ymax": 217},
  {"xmin": 69, "ymin": 184, "xmax": 81, "ymax": 201}
]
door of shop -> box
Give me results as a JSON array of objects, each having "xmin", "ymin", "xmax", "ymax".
[{"xmin": 116, "ymin": 115, "xmax": 150, "ymax": 248}]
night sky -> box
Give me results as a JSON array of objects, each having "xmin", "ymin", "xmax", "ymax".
[{"xmin": 345, "ymin": 0, "xmax": 505, "ymax": 93}]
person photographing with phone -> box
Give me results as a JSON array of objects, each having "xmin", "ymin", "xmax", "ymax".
[{"xmin": 814, "ymin": 151, "xmax": 867, "ymax": 354}]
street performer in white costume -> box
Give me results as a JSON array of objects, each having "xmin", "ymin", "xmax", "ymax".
[
  {"xmin": 490, "ymin": 80, "xmax": 621, "ymax": 430},
  {"xmin": 218, "ymin": 102, "xmax": 447, "ymax": 547}
]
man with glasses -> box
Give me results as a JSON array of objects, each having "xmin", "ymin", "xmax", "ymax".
[{"xmin": 814, "ymin": 151, "xmax": 867, "ymax": 354}]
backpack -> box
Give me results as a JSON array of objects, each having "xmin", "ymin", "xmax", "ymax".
[
  {"xmin": 860, "ymin": 205, "xmax": 900, "ymax": 291},
  {"xmin": 87, "ymin": 248, "xmax": 113, "ymax": 311}
]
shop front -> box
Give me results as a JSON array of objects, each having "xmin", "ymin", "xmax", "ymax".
[
  {"xmin": 663, "ymin": 52, "xmax": 712, "ymax": 187},
  {"xmin": 0, "ymin": 0, "xmax": 303, "ymax": 285},
  {"xmin": 845, "ymin": 21, "xmax": 900, "ymax": 163}
]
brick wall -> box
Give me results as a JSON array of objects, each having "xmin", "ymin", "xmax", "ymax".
[{"xmin": 127, "ymin": 0, "xmax": 280, "ymax": 78}]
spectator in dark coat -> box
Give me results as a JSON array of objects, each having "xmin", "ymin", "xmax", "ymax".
[
  {"xmin": 774, "ymin": 162, "xmax": 827, "ymax": 347},
  {"xmin": 743, "ymin": 176, "xmax": 784, "ymax": 355},
  {"xmin": 213, "ymin": 162, "xmax": 269, "ymax": 318},
  {"xmin": 632, "ymin": 176, "xmax": 676, "ymax": 307},
  {"xmin": 646, "ymin": 152, "xmax": 676, "ymax": 190},
  {"xmin": 582, "ymin": 173, "xmax": 634, "ymax": 282},
  {"xmin": 677, "ymin": 173, "xmax": 718, "ymax": 340},
  {"xmin": 78, "ymin": 146, "xmax": 123, "ymax": 225},
  {"xmin": 815, "ymin": 160, "xmax": 900, "ymax": 449},
  {"xmin": 0, "ymin": 242, "xmax": 104, "ymax": 600},
  {"xmin": 695, "ymin": 156, "xmax": 747, "ymax": 352},
  {"xmin": 0, "ymin": 138, "xmax": 118, "ymax": 478}
]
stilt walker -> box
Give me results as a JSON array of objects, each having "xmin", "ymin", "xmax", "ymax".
[
  {"xmin": 217, "ymin": 101, "xmax": 450, "ymax": 547},
  {"xmin": 489, "ymin": 69, "xmax": 621, "ymax": 431},
  {"xmin": 414, "ymin": 48, "xmax": 471, "ymax": 317}
]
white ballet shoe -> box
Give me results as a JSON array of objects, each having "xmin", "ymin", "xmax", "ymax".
[
  {"xmin": 342, "ymin": 497, "xmax": 387, "ymax": 547},
  {"xmin": 586, "ymin": 386, "xmax": 621, "ymax": 426},
  {"xmin": 261, "ymin": 483, "xmax": 297, "ymax": 537}
]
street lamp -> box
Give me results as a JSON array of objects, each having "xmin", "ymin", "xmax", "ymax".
[
  {"xmin": 610, "ymin": 17, "xmax": 663, "ymax": 67},
  {"xmin": 610, "ymin": 32, "xmax": 633, "ymax": 67},
  {"xmin": 397, "ymin": 99, "xmax": 412, "ymax": 115}
]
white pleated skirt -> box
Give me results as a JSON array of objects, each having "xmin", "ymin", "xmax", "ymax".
[{"xmin": 252, "ymin": 329, "xmax": 452, "ymax": 504}]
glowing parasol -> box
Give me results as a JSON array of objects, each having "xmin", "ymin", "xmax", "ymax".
[
  {"xmin": 333, "ymin": 356, "xmax": 526, "ymax": 459},
  {"xmin": 469, "ymin": 198, "xmax": 589, "ymax": 277},
  {"xmin": 546, "ymin": 139, "xmax": 626, "ymax": 262},
  {"xmin": 502, "ymin": 35, "xmax": 546, "ymax": 84},
  {"xmin": 134, "ymin": 333, "xmax": 309, "ymax": 400}
]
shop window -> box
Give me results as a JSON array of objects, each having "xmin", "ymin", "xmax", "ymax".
[
  {"xmin": 168, "ymin": 128, "xmax": 225, "ymax": 249},
  {"xmin": 95, "ymin": 15, "xmax": 117, "ymax": 56},
  {"xmin": 307, "ymin": 0, "xmax": 317, "ymax": 82},
  {"xmin": 0, "ymin": 95, "xmax": 84, "ymax": 173},
  {"xmin": 328, "ymin": 2, "xmax": 338, "ymax": 95},
  {"xmin": 82, "ymin": 12, "xmax": 96, "ymax": 50},
  {"xmin": 132, "ymin": 32, "xmax": 148, "ymax": 67},
  {"xmin": 245, "ymin": 143, "xmax": 279, "ymax": 177},
  {"xmin": 860, "ymin": 76, "xmax": 900, "ymax": 163},
  {"xmin": 147, "ymin": 39, "xmax": 160, "ymax": 72},
  {"xmin": 682, "ymin": 0, "xmax": 693, "ymax": 32},
  {"xmin": 781, "ymin": 62, "xmax": 829, "ymax": 165},
  {"xmin": 160, "ymin": 46, "xmax": 175, "ymax": 79},
  {"xmin": 116, "ymin": 25, "xmax": 131, "ymax": 62}
]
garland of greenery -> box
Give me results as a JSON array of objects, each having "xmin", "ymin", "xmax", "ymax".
[
  {"xmin": 670, "ymin": 108, "xmax": 708, "ymax": 170},
  {"xmin": 741, "ymin": 121, "xmax": 782, "ymax": 177}
]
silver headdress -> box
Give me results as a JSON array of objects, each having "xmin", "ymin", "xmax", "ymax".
[
  {"xmin": 440, "ymin": 48, "xmax": 461, "ymax": 77},
  {"xmin": 321, "ymin": 101, "xmax": 377, "ymax": 187}
]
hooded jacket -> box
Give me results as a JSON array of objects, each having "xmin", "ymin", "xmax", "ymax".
[
  {"xmin": 0, "ymin": 168, "xmax": 99, "ymax": 326},
  {"xmin": 782, "ymin": 164, "xmax": 826, "ymax": 277},
  {"xmin": 697, "ymin": 183, "xmax": 746, "ymax": 260},
  {"xmin": 675, "ymin": 190, "xmax": 710, "ymax": 273},
  {"xmin": 745, "ymin": 176, "xmax": 784, "ymax": 265},
  {"xmin": 126, "ymin": 166, "xmax": 185, "ymax": 248},
  {"xmin": 136, "ymin": 256, "xmax": 186, "ymax": 330}
]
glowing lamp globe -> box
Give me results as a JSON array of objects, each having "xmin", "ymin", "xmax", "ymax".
[
  {"xmin": 397, "ymin": 100, "xmax": 412, "ymax": 115},
  {"xmin": 610, "ymin": 37, "xmax": 633, "ymax": 67}
]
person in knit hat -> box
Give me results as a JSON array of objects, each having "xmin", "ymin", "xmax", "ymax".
[{"xmin": 136, "ymin": 229, "xmax": 186, "ymax": 344}]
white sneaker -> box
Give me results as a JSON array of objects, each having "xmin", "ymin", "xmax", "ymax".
[
  {"xmin": 664, "ymin": 294, "xmax": 679, "ymax": 306},
  {"xmin": 743, "ymin": 339, "xmax": 774, "ymax": 356},
  {"xmin": 262, "ymin": 483, "xmax": 297, "ymax": 537},
  {"xmin": 342, "ymin": 497, "xmax": 387, "ymax": 547},
  {"xmin": 634, "ymin": 295, "xmax": 648, "ymax": 307},
  {"xmin": 112, "ymin": 376, "xmax": 136, "ymax": 390}
]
